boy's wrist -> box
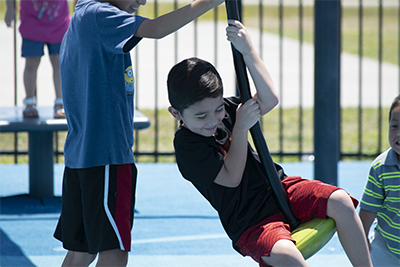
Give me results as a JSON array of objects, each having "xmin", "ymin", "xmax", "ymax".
[
  {"xmin": 232, "ymin": 123, "xmax": 249, "ymax": 135},
  {"xmin": 241, "ymin": 48, "xmax": 258, "ymax": 59}
]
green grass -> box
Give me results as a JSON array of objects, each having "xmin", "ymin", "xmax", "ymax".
[{"xmin": 0, "ymin": 107, "xmax": 390, "ymax": 163}]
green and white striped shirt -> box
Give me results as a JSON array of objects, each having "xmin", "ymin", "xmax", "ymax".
[{"xmin": 360, "ymin": 148, "xmax": 400, "ymax": 259}]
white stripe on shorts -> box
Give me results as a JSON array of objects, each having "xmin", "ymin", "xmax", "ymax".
[{"xmin": 103, "ymin": 165, "xmax": 125, "ymax": 250}]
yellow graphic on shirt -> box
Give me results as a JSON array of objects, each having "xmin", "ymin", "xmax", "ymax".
[{"xmin": 125, "ymin": 66, "xmax": 134, "ymax": 96}]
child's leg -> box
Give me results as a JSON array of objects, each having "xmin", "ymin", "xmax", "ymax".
[
  {"xmin": 22, "ymin": 57, "xmax": 41, "ymax": 117},
  {"xmin": 49, "ymin": 53, "xmax": 65, "ymax": 118},
  {"xmin": 97, "ymin": 249, "xmax": 128, "ymax": 266},
  {"xmin": 61, "ymin": 250, "xmax": 96, "ymax": 266},
  {"xmin": 21, "ymin": 38, "xmax": 42, "ymax": 102},
  {"xmin": 61, "ymin": 249, "xmax": 128, "ymax": 267},
  {"xmin": 23, "ymin": 57, "xmax": 41, "ymax": 99},
  {"xmin": 327, "ymin": 190, "xmax": 373, "ymax": 267},
  {"xmin": 236, "ymin": 214, "xmax": 307, "ymax": 267},
  {"xmin": 49, "ymin": 54, "xmax": 62, "ymax": 99},
  {"xmin": 262, "ymin": 239, "xmax": 308, "ymax": 267}
]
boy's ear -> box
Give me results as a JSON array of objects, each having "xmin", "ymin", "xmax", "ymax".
[{"xmin": 168, "ymin": 106, "xmax": 182, "ymax": 121}]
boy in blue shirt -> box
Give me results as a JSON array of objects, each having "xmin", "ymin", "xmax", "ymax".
[
  {"xmin": 359, "ymin": 94, "xmax": 400, "ymax": 266},
  {"xmin": 53, "ymin": 0, "xmax": 225, "ymax": 266},
  {"xmin": 167, "ymin": 20, "xmax": 372, "ymax": 266}
]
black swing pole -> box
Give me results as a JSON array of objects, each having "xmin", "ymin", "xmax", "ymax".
[{"xmin": 225, "ymin": 0, "xmax": 300, "ymax": 230}]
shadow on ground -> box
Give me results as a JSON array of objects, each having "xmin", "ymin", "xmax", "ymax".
[
  {"xmin": 0, "ymin": 228, "xmax": 36, "ymax": 267},
  {"xmin": 0, "ymin": 194, "xmax": 61, "ymax": 215}
]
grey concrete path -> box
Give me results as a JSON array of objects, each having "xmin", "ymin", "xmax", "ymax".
[{"xmin": 1, "ymin": 18, "xmax": 399, "ymax": 110}]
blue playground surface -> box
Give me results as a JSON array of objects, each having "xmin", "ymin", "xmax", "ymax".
[{"xmin": 0, "ymin": 161, "xmax": 371, "ymax": 266}]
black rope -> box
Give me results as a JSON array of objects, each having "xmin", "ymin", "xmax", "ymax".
[{"xmin": 225, "ymin": 0, "xmax": 299, "ymax": 229}]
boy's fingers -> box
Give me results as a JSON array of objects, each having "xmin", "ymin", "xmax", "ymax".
[
  {"xmin": 226, "ymin": 24, "xmax": 239, "ymax": 33},
  {"xmin": 227, "ymin": 19, "xmax": 242, "ymax": 27},
  {"xmin": 227, "ymin": 19, "xmax": 236, "ymax": 26},
  {"xmin": 246, "ymin": 98, "xmax": 257, "ymax": 105}
]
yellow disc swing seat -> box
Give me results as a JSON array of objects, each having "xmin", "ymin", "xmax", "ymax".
[{"xmin": 292, "ymin": 217, "xmax": 336, "ymax": 259}]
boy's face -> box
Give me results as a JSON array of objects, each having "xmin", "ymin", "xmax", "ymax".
[
  {"xmin": 108, "ymin": 0, "xmax": 146, "ymax": 13},
  {"xmin": 389, "ymin": 105, "xmax": 400, "ymax": 161},
  {"xmin": 169, "ymin": 96, "xmax": 225, "ymax": 137}
]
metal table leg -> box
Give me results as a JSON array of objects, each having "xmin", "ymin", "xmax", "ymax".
[{"xmin": 28, "ymin": 132, "xmax": 54, "ymax": 198}]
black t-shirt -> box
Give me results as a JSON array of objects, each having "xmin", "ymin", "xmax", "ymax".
[{"xmin": 174, "ymin": 96, "xmax": 286, "ymax": 253}]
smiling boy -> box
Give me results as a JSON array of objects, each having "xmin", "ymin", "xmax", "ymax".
[
  {"xmin": 359, "ymin": 95, "xmax": 400, "ymax": 266},
  {"xmin": 167, "ymin": 20, "xmax": 372, "ymax": 266}
]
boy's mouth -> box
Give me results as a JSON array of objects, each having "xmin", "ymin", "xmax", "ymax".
[{"xmin": 205, "ymin": 125, "xmax": 217, "ymax": 132}]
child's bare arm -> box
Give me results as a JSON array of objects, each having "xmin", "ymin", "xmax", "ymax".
[
  {"xmin": 226, "ymin": 20, "xmax": 279, "ymax": 115},
  {"xmin": 214, "ymin": 20, "xmax": 278, "ymax": 188},
  {"xmin": 359, "ymin": 208, "xmax": 376, "ymax": 250},
  {"xmin": 135, "ymin": 0, "xmax": 224, "ymax": 39},
  {"xmin": 359, "ymin": 208, "xmax": 376, "ymax": 252},
  {"xmin": 4, "ymin": 0, "xmax": 16, "ymax": 27},
  {"xmin": 214, "ymin": 99, "xmax": 261, "ymax": 187}
]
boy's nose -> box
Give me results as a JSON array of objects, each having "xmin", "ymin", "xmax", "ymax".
[
  {"xmin": 138, "ymin": 0, "xmax": 147, "ymax": 5},
  {"xmin": 207, "ymin": 116, "xmax": 219, "ymax": 126}
]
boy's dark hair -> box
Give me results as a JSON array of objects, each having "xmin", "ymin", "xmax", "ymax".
[
  {"xmin": 389, "ymin": 94, "xmax": 400, "ymax": 120},
  {"xmin": 167, "ymin": 57, "xmax": 223, "ymax": 113}
]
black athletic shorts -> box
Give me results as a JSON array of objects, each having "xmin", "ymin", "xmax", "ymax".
[{"xmin": 54, "ymin": 164, "xmax": 137, "ymax": 254}]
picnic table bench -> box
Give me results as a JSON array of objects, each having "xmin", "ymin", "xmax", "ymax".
[{"xmin": 0, "ymin": 106, "xmax": 150, "ymax": 198}]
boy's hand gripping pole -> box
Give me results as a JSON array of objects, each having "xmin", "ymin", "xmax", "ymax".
[{"xmin": 225, "ymin": 0, "xmax": 300, "ymax": 230}]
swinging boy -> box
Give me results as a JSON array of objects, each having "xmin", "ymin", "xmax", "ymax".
[{"xmin": 166, "ymin": 20, "xmax": 372, "ymax": 267}]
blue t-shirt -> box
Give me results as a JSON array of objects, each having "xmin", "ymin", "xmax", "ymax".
[{"xmin": 61, "ymin": 0, "xmax": 146, "ymax": 168}]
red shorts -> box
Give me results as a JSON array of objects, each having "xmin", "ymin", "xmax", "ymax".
[{"xmin": 236, "ymin": 176, "xmax": 358, "ymax": 267}]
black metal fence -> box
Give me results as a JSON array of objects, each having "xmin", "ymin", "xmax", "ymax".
[{"xmin": 1, "ymin": 0, "xmax": 399, "ymax": 164}]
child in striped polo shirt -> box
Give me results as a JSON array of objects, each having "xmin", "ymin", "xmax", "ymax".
[{"xmin": 359, "ymin": 94, "xmax": 400, "ymax": 266}]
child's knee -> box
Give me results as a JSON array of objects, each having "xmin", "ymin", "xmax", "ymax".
[
  {"xmin": 262, "ymin": 239, "xmax": 307, "ymax": 266},
  {"xmin": 327, "ymin": 189, "xmax": 356, "ymax": 218}
]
